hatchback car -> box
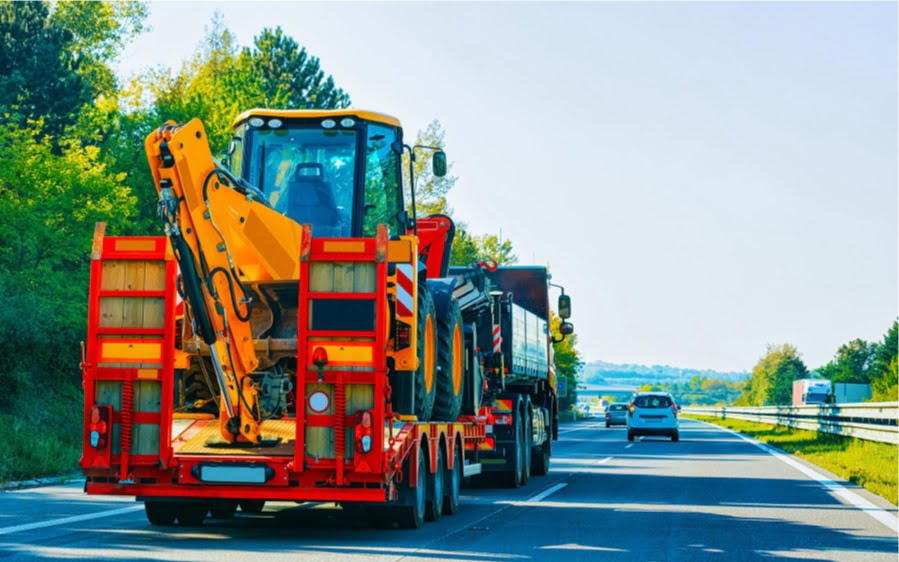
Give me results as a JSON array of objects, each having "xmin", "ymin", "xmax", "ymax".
[
  {"xmin": 605, "ymin": 403, "xmax": 628, "ymax": 427},
  {"xmin": 627, "ymin": 392, "xmax": 679, "ymax": 441}
]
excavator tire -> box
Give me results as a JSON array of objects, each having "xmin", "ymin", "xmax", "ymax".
[
  {"xmin": 432, "ymin": 299, "xmax": 464, "ymax": 421},
  {"xmin": 412, "ymin": 285, "xmax": 438, "ymax": 422}
]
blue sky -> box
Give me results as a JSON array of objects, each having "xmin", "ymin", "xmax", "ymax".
[{"xmin": 117, "ymin": 2, "xmax": 898, "ymax": 372}]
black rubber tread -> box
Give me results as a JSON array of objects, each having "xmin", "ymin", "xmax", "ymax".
[
  {"xmin": 531, "ymin": 440, "xmax": 551, "ymax": 476},
  {"xmin": 412, "ymin": 286, "xmax": 438, "ymax": 422},
  {"xmin": 425, "ymin": 443, "xmax": 444, "ymax": 522},
  {"xmin": 432, "ymin": 299, "xmax": 464, "ymax": 421},
  {"xmin": 144, "ymin": 501, "xmax": 177, "ymax": 526},
  {"xmin": 521, "ymin": 408, "xmax": 531, "ymax": 486},
  {"xmin": 238, "ymin": 500, "xmax": 265, "ymax": 513},
  {"xmin": 627, "ymin": 431, "xmax": 635, "ymax": 442},
  {"xmin": 175, "ymin": 502, "xmax": 208, "ymax": 526},
  {"xmin": 395, "ymin": 443, "xmax": 426, "ymax": 529},
  {"xmin": 672, "ymin": 431, "xmax": 680, "ymax": 442},
  {"xmin": 209, "ymin": 500, "xmax": 238, "ymax": 519},
  {"xmin": 502, "ymin": 407, "xmax": 524, "ymax": 489},
  {"xmin": 443, "ymin": 440, "xmax": 462, "ymax": 515}
]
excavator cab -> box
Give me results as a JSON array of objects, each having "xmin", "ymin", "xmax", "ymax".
[{"xmin": 229, "ymin": 110, "xmax": 406, "ymax": 238}]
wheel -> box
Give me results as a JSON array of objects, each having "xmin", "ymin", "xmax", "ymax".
[
  {"xmin": 531, "ymin": 435, "xmax": 551, "ymax": 477},
  {"xmin": 176, "ymin": 502, "xmax": 208, "ymax": 526},
  {"xmin": 432, "ymin": 299, "xmax": 464, "ymax": 421},
  {"xmin": 627, "ymin": 431, "xmax": 635, "ymax": 442},
  {"xmin": 606, "ymin": 423, "xmax": 610, "ymax": 428},
  {"xmin": 209, "ymin": 500, "xmax": 238, "ymax": 519},
  {"xmin": 395, "ymin": 441, "xmax": 427, "ymax": 529},
  {"xmin": 425, "ymin": 443, "xmax": 445, "ymax": 522},
  {"xmin": 239, "ymin": 500, "xmax": 265, "ymax": 513},
  {"xmin": 502, "ymin": 406, "xmax": 525, "ymax": 488},
  {"xmin": 671, "ymin": 431, "xmax": 679, "ymax": 442},
  {"xmin": 443, "ymin": 440, "xmax": 462, "ymax": 515},
  {"xmin": 521, "ymin": 410, "xmax": 531, "ymax": 486},
  {"xmin": 144, "ymin": 501, "xmax": 176, "ymax": 526},
  {"xmin": 412, "ymin": 285, "xmax": 438, "ymax": 422}
]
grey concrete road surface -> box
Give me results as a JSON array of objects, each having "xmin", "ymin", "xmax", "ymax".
[{"xmin": 0, "ymin": 419, "xmax": 896, "ymax": 561}]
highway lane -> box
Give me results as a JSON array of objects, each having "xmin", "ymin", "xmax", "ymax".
[{"xmin": 0, "ymin": 419, "xmax": 895, "ymax": 561}]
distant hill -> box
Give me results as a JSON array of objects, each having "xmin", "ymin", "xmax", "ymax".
[{"xmin": 581, "ymin": 360, "xmax": 748, "ymax": 387}]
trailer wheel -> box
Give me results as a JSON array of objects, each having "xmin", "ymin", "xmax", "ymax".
[
  {"xmin": 176, "ymin": 502, "xmax": 208, "ymax": 526},
  {"xmin": 239, "ymin": 500, "xmax": 265, "ymax": 513},
  {"xmin": 425, "ymin": 443, "xmax": 445, "ymax": 522},
  {"xmin": 432, "ymin": 299, "xmax": 464, "ymax": 421},
  {"xmin": 443, "ymin": 440, "xmax": 462, "ymax": 515},
  {"xmin": 144, "ymin": 501, "xmax": 176, "ymax": 526},
  {"xmin": 395, "ymin": 442, "xmax": 427, "ymax": 529},
  {"xmin": 412, "ymin": 286, "xmax": 438, "ymax": 422}
]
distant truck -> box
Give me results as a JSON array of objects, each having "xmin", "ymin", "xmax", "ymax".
[
  {"xmin": 833, "ymin": 383, "xmax": 872, "ymax": 404},
  {"xmin": 792, "ymin": 379, "xmax": 832, "ymax": 406}
]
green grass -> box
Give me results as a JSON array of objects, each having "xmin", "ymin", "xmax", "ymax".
[
  {"xmin": 686, "ymin": 415, "xmax": 898, "ymax": 505},
  {"xmin": 0, "ymin": 385, "xmax": 82, "ymax": 484}
]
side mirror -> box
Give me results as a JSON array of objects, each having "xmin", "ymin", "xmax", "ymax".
[
  {"xmin": 432, "ymin": 151, "xmax": 447, "ymax": 177},
  {"xmin": 397, "ymin": 210, "xmax": 411, "ymax": 230},
  {"xmin": 559, "ymin": 322, "xmax": 574, "ymax": 336},
  {"xmin": 227, "ymin": 134, "xmax": 241, "ymax": 156},
  {"xmin": 558, "ymin": 294, "xmax": 571, "ymax": 319}
]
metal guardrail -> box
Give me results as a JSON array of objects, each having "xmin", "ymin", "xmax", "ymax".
[{"xmin": 682, "ymin": 402, "xmax": 898, "ymax": 445}]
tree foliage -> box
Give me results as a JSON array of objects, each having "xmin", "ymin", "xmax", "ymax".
[
  {"xmin": 552, "ymin": 312, "xmax": 583, "ymax": 412},
  {"xmin": 736, "ymin": 344, "xmax": 808, "ymax": 406},
  {"xmin": 871, "ymin": 320, "xmax": 898, "ymax": 401}
]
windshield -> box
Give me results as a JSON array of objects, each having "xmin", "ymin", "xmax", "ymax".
[
  {"xmin": 634, "ymin": 395, "xmax": 672, "ymax": 408},
  {"xmin": 244, "ymin": 125, "xmax": 357, "ymax": 237}
]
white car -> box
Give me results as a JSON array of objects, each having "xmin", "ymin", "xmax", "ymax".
[{"xmin": 627, "ymin": 392, "xmax": 679, "ymax": 442}]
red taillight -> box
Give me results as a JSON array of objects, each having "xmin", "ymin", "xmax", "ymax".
[
  {"xmin": 672, "ymin": 404, "xmax": 678, "ymax": 417},
  {"xmin": 355, "ymin": 410, "xmax": 373, "ymax": 453},
  {"xmin": 89, "ymin": 405, "xmax": 111, "ymax": 448},
  {"xmin": 605, "ymin": 412, "xmax": 611, "ymax": 419}
]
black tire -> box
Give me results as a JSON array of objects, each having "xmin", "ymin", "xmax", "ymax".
[
  {"xmin": 176, "ymin": 502, "xmax": 208, "ymax": 526},
  {"xmin": 503, "ymin": 407, "xmax": 525, "ymax": 488},
  {"xmin": 627, "ymin": 431, "xmax": 635, "ymax": 442},
  {"xmin": 531, "ymin": 436, "xmax": 551, "ymax": 477},
  {"xmin": 209, "ymin": 500, "xmax": 238, "ymax": 519},
  {"xmin": 432, "ymin": 299, "xmax": 464, "ymax": 421},
  {"xmin": 144, "ymin": 501, "xmax": 176, "ymax": 526},
  {"xmin": 412, "ymin": 286, "xmax": 438, "ymax": 422},
  {"xmin": 239, "ymin": 500, "xmax": 265, "ymax": 513},
  {"xmin": 425, "ymin": 443, "xmax": 445, "ymax": 522},
  {"xmin": 606, "ymin": 423, "xmax": 610, "ymax": 428},
  {"xmin": 443, "ymin": 440, "xmax": 462, "ymax": 515},
  {"xmin": 395, "ymin": 442, "xmax": 427, "ymax": 529},
  {"xmin": 521, "ymin": 409, "xmax": 531, "ymax": 486},
  {"xmin": 672, "ymin": 431, "xmax": 679, "ymax": 442}
]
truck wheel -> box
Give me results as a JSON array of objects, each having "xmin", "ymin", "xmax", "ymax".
[
  {"xmin": 425, "ymin": 444, "xmax": 445, "ymax": 522},
  {"xmin": 209, "ymin": 500, "xmax": 238, "ymax": 519},
  {"xmin": 521, "ymin": 409, "xmax": 531, "ymax": 486},
  {"xmin": 432, "ymin": 299, "xmax": 464, "ymax": 421},
  {"xmin": 443, "ymin": 440, "xmax": 462, "ymax": 515},
  {"xmin": 503, "ymin": 408, "xmax": 524, "ymax": 488},
  {"xmin": 144, "ymin": 501, "xmax": 176, "ymax": 526},
  {"xmin": 239, "ymin": 500, "xmax": 265, "ymax": 513},
  {"xmin": 531, "ymin": 438, "xmax": 551, "ymax": 476},
  {"xmin": 396, "ymin": 442, "xmax": 427, "ymax": 529},
  {"xmin": 413, "ymin": 286, "xmax": 438, "ymax": 422},
  {"xmin": 176, "ymin": 502, "xmax": 208, "ymax": 526}
]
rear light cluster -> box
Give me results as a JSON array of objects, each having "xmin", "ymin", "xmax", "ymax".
[
  {"xmin": 628, "ymin": 403, "xmax": 635, "ymax": 416},
  {"xmin": 671, "ymin": 404, "xmax": 678, "ymax": 418},
  {"xmin": 354, "ymin": 410, "xmax": 373, "ymax": 453},
  {"xmin": 89, "ymin": 405, "xmax": 111, "ymax": 448}
]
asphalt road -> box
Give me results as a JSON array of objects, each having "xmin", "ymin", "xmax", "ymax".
[{"xmin": 0, "ymin": 418, "xmax": 896, "ymax": 561}]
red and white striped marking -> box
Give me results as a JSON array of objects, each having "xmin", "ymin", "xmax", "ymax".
[
  {"xmin": 492, "ymin": 324, "xmax": 502, "ymax": 352},
  {"xmin": 395, "ymin": 264, "xmax": 414, "ymax": 317}
]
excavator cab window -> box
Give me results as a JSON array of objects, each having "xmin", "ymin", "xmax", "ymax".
[
  {"xmin": 362, "ymin": 123, "xmax": 403, "ymax": 236},
  {"xmin": 243, "ymin": 123, "xmax": 357, "ymax": 237}
]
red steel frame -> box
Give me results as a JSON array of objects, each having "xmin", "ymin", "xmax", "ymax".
[{"xmin": 83, "ymin": 229, "xmax": 484, "ymax": 503}]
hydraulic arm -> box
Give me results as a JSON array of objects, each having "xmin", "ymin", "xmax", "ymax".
[{"xmin": 145, "ymin": 119, "xmax": 303, "ymax": 444}]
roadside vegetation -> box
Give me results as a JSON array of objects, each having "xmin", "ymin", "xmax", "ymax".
[
  {"xmin": 688, "ymin": 415, "xmax": 898, "ymax": 505},
  {"xmin": 0, "ymin": 1, "xmax": 582, "ymax": 482}
]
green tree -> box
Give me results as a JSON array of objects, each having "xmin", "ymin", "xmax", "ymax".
[
  {"xmin": 552, "ymin": 312, "xmax": 583, "ymax": 413},
  {"xmin": 826, "ymin": 339, "xmax": 877, "ymax": 384},
  {"xmin": 403, "ymin": 119, "xmax": 457, "ymax": 218},
  {"xmin": 450, "ymin": 229, "xmax": 518, "ymax": 266},
  {"xmin": 871, "ymin": 320, "xmax": 898, "ymax": 401},
  {"xmin": 738, "ymin": 344, "xmax": 808, "ymax": 406}
]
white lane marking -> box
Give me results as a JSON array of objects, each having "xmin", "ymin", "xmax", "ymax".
[
  {"xmin": 526, "ymin": 482, "xmax": 567, "ymax": 502},
  {"xmin": 0, "ymin": 505, "xmax": 144, "ymax": 536},
  {"xmin": 706, "ymin": 421, "xmax": 899, "ymax": 534},
  {"xmin": 596, "ymin": 456, "xmax": 613, "ymax": 465},
  {"xmin": 625, "ymin": 444, "xmax": 634, "ymax": 449}
]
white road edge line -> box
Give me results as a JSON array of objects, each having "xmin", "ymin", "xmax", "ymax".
[
  {"xmin": 704, "ymin": 420, "xmax": 899, "ymax": 534},
  {"xmin": 0, "ymin": 505, "xmax": 144, "ymax": 536},
  {"xmin": 526, "ymin": 482, "xmax": 567, "ymax": 502}
]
